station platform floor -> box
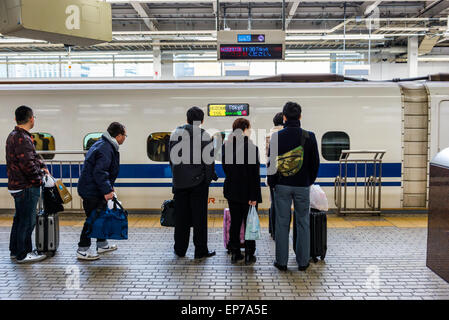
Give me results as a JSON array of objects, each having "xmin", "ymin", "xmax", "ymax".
[{"xmin": 0, "ymin": 213, "xmax": 448, "ymax": 300}]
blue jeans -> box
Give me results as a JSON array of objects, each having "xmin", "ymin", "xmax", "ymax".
[
  {"xmin": 274, "ymin": 184, "xmax": 310, "ymax": 267},
  {"xmin": 9, "ymin": 187, "xmax": 40, "ymax": 260}
]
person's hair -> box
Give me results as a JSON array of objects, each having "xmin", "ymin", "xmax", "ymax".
[
  {"xmin": 282, "ymin": 101, "xmax": 302, "ymax": 121},
  {"xmin": 273, "ymin": 112, "xmax": 284, "ymax": 126},
  {"xmin": 232, "ymin": 118, "xmax": 251, "ymax": 132},
  {"xmin": 15, "ymin": 106, "xmax": 34, "ymax": 125},
  {"xmin": 107, "ymin": 122, "xmax": 126, "ymax": 138},
  {"xmin": 187, "ymin": 106, "xmax": 204, "ymax": 125}
]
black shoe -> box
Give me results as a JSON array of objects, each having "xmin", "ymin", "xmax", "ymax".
[
  {"xmin": 298, "ymin": 263, "xmax": 310, "ymax": 271},
  {"xmin": 194, "ymin": 251, "xmax": 216, "ymax": 259},
  {"xmin": 273, "ymin": 261, "xmax": 287, "ymax": 271},
  {"xmin": 245, "ymin": 254, "xmax": 257, "ymax": 265},
  {"xmin": 231, "ymin": 252, "xmax": 244, "ymax": 264}
]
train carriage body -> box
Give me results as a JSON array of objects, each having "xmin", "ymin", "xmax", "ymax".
[{"xmin": 0, "ymin": 79, "xmax": 448, "ymax": 211}]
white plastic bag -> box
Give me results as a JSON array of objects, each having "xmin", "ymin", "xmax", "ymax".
[
  {"xmin": 310, "ymin": 184, "xmax": 328, "ymax": 212},
  {"xmin": 107, "ymin": 193, "xmax": 122, "ymax": 210},
  {"xmin": 43, "ymin": 174, "xmax": 55, "ymax": 188},
  {"xmin": 245, "ymin": 205, "xmax": 261, "ymax": 240}
]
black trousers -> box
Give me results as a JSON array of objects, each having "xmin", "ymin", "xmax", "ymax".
[
  {"xmin": 173, "ymin": 181, "xmax": 209, "ymax": 256},
  {"xmin": 228, "ymin": 201, "xmax": 256, "ymax": 256},
  {"xmin": 78, "ymin": 197, "xmax": 106, "ymax": 248},
  {"xmin": 269, "ymin": 187, "xmax": 276, "ymax": 238}
]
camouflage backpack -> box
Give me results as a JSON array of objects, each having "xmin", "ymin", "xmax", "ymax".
[{"xmin": 276, "ymin": 130, "xmax": 309, "ymax": 177}]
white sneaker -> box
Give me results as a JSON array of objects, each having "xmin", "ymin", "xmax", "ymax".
[
  {"xmin": 77, "ymin": 250, "xmax": 100, "ymax": 261},
  {"xmin": 16, "ymin": 252, "xmax": 47, "ymax": 264},
  {"xmin": 97, "ymin": 244, "xmax": 117, "ymax": 254}
]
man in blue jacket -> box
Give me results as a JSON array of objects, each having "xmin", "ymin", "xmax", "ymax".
[
  {"xmin": 77, "ymin": 122, "xmax": 127, "ymax": 260},
  {"xmin": 267, "ymin": 102, "xmax": 320, "ymax": 271}
]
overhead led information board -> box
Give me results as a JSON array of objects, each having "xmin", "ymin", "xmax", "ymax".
[
  {"xmin": 208, "ymin": 104, "xmax": 249, "ymax": 117},
  {"xmin": 217, "ymin": 30, "xmax": 285, "ymax": 61},
  {"xmin": 220, "ymin": 44, "xmax": 283, "ymax": 60}
]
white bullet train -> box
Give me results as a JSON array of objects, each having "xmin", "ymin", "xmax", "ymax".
[{"xmin": 0, "ymin": 74, "xmax": 448, "ymax": 212}]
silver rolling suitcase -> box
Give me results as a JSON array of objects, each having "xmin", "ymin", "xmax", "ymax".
[{"xmin": 35, "ymin": 187, "xmax": 60, "ymax": 257}]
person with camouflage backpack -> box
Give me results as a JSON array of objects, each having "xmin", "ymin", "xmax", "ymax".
[{"xmin": 267, "ymin": 102, "xmax": 320, "ymax": 272}]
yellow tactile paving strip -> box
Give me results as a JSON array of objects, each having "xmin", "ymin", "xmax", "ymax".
[{"xmin": 0, "ymin": 214, "xmax": 429, "ymax": 229}]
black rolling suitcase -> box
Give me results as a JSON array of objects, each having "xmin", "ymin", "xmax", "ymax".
[
  {"xmin": 36, "ymin": 212, "xmax": 59, "ymax": 256},
  {"xmin": 35, "ymin": 186, "xmax": 61, "ymax": 257},
  {"xmin": 293, "ymin": 208, "xmax": 327, "ymax": 263}
]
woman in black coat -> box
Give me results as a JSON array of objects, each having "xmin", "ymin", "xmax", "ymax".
[{"xmin": 222, "ymin": 118, "xmax": 262, "ymax": 265}]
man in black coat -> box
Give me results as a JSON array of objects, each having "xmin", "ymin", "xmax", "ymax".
[{"xmin": 169, "ymin": 107, "xmax": 217, "ymax": 259}]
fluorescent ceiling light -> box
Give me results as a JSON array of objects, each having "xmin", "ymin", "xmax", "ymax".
[
  {"xmin": 112, "ymin": 31, "xmax": 216, "ymax": 35},
  {"xmin": 419, "ymin": 56, "xmax": 449, "ymax": 62},
  {"xmin": 0, "ymin": 37, "xmax": 47, "ymax": 44},
  {"xmin": 105, "ymin": 0, "xmax": 443, "ymax": 3},
  {"xmin": 287, "ymin": 34, "xmax": 386, "ymax": 41}
]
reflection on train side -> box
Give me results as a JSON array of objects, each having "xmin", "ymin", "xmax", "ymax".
[
  {"xmin": 147, "ymin": 132, "xmax": 171, "ymax": 162},
  {"xmin": 30, "ymin": 130, "xmax": 350, "ymax": 163},
  {"xmin": 31, "ymin": 132, "xmax": 55, "ymax": 160},
  {"xmin": 84, "ymin": 132, "xmax": 102, "ymax": 151}
]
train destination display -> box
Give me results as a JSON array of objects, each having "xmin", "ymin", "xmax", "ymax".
[
  {"xmin": 219, "ymin": 44, "xmax": 283, "ymax": 60},
  {"xmin": 208, "ymin": 104, "xmax": 249, "ymax": 117},
  {"xmin": 237, "ymin": 34, "xmax": 265, "ymax": 43}
]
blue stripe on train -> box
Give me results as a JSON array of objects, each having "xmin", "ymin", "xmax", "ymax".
[
  {"xmin": 0, "ymin": 163, "xmax": 401, "ymax": 179},
  {"xmin": 117, "ymin": 182, "xmax": 402, "ymax": 187},
  {"xmin": 0, "ymin": 182, "xmax": 401, "ymax": 188}
]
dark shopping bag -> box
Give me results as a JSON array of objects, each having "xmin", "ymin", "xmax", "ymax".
[
  {"xmin": 160, "ymin": 199, "xmax": 175, "ymax": 227},
  {"xmin": 43, "ymin": 186, "xmax": 64, "ymax": 214},
  {"xmin": 86, "ymin": 198, "xmax": 128, "ymax": 240}
]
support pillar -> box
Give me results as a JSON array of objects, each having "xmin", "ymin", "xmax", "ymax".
[
  {"xmin": 6, "ymin": 56, "xmax": 9, "ymax": 78},
  {"xmin": 161, "ymin": 53, "xmax": 174, "ymax": 80},
  {"xmin": 153, "ymin": 43, "xmax": 161, "ymax": 80},
  {"xmin": 407, "ymin": 36, "xmax": 418, "ymax": 78}
]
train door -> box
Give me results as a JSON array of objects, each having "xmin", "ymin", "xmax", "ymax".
[{"xmin": 438, "ymin": 101, "xmax": 449, "ymax": 152}]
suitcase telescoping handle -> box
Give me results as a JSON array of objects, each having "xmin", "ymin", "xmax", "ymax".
[{"xmin": 39, "ymin": 184, "xmax": 44, "ymax": 212}]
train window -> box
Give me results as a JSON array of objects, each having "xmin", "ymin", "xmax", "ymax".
[
  {"xmin": 31, "ymin": 133, "xmax": 55, "ymax": 160},
  {"xmin": 83, "ymin": 133, "xmax": 102, "ymax": 151},
  {"xmin": 147, "ymin": 132, "xmax": 171, "ymax": 162},
  {"xmin": 212, "ymin": 131, "xmax": 232, "ymax": 161},
  {"xmin": 321, "ymin": 131, "xmax": 350, "ymax": 161}
]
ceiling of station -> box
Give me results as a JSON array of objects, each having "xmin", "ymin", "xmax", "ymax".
[{"xmin": 1, "ymin": 1, "xmax": 449, "ymax": 56}]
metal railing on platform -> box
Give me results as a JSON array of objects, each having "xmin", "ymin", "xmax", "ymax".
[
  {"xmin": 37, "ymin": 151, "xmax": 87, "ymax": 210},
  {"xmin": 334, "ymin": 150, "xmax": 386, "ymax": 215}
]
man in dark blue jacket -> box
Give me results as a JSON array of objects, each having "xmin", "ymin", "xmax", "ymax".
[
  {"xmin": 268, "ymin": 102, "xmax": 320, "ymax": 271},
  {"xmin": 77, "ymin": 122, "xmax": 127, "ymax": 260}
]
